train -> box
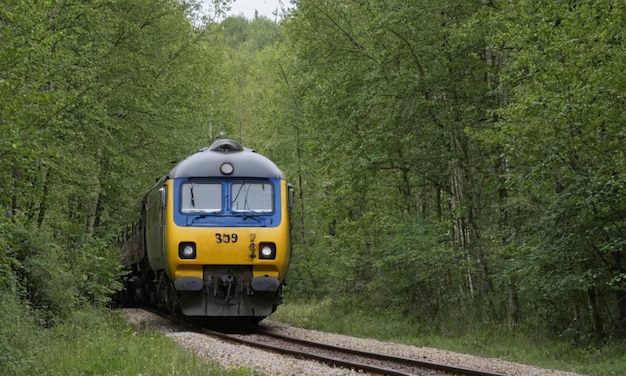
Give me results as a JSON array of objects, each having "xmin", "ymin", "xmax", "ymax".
[{"xmin": 119, "ymin": 138, "xmax": 293, "ymax": 322}]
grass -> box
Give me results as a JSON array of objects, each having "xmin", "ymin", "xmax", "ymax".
[
  {"xmin": 3, "ymin": 290, "xmax": 624, "ymax": 376},
  {"xmin": 0, "ymin": 293, "xmax": 251, "ymax": 376},
  {"xmin": 270, "ymin": 298, "xmax": 626, "ymax": 376}
]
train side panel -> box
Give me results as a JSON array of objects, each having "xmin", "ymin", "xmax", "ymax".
[{"xmin": 144, "ymin": 182, "xmax": 169, "ymax": 272}]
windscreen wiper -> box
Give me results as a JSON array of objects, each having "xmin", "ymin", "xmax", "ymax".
[{"xmin": 186, "ymin": 213, "xmax": 211, "ymax": 226}]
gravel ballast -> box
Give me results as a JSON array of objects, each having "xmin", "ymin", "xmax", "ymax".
[{"xmin": 123, "ymin": 308, "xmax": 584, "ymax": 376}]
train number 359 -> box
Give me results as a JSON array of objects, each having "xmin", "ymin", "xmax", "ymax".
[{"xmin": 215, "ymin": 233, "xmax": 238, "ymax": 243}]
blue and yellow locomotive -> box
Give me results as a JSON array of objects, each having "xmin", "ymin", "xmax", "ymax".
[{"xmin": 120, "ymin": 138, "xmax": 292, "ymax": 321}]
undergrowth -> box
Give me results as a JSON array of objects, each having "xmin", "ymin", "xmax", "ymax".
[
  {"xmin": 0, "ymin": 292, "xmax": 249, "ymax": 376},
  {"xmin": 270, "ymin": 297, "xmax": 626, "ymax": 376}
]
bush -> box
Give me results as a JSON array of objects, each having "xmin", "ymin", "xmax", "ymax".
[
  {"xmin": 70, "ymin": 238, "xmax": 124, "ymax": 307},
  {"xmin": 2, "ymin": 222, "xmax": 76, "ymax": 325},
  {"xmin": 0, "ymin": 292, "xmax": 38, "ymax": 375},
  {"xmin": 1, "ymin": 217, "xmax": 124, "ymax": 326}
]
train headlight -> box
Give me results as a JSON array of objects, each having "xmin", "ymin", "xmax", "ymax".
[
  {"xmin": 259, "ymin": 243, "xmax": 276, "ymax": 260},
  {"xmin": 179, "ymin": 242, "xmax": 196, "ymax": 259},
  {"xmin": 220, "ymin": 162, "xmax": 234, "ymax": 175}
]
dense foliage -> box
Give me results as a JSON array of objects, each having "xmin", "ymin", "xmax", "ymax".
[
  {"xmin": 1, "ymin": 0, "xmax": 625, "ymax": 363},
  {"xmin": 268, "ymin": 0, "xmax": 626, "ymax": 343},
  {"xmin": 0, "ymin": 294, "xmax": 241, "ymax": 375},
  {"xmin": 0, "ymin": 0, "xmax": 229, "ymax": 322}
]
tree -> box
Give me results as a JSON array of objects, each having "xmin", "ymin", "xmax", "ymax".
[
  {"xmin": 281, "ymin": 0, "xmax": 505, "ymax": 315},
  {"xmin": 484, "ymin": 0, "xmax": 626, "ymax": 339},
  {"xmin": 0, "ymin": 0, "xmax": 229, "ymax": 316}
]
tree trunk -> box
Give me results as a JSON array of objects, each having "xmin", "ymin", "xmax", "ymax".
[
  {"xmin": 85, "ymin": 190, "xmax": 100, "ymax": 235},
  {"xmin": 11, "ymin": 163, "xmax": 20, "ymax": 220},
  {"xmin": 588, "ymin": 286, "xmax": 603, "ymax": 338},
  {"xmin": 508, "ymin": 282, "xmax": 520, "ymax": 328},
  {"xmin": 37, "ymin": 167, "xmax": 51, "ymax": 228},
  {"xmin": 450, "ymin": 128, "xmax": 493, "ymax": 297},
  {"xmin": 614, "ymin": 252, "xmax": 626, "ymax": 336}
]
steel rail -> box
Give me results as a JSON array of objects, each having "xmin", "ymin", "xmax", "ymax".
[
  {"xmin": 199, "ymin": 325, "xmax": 415, "ymax": 376},
  {"xmin": 253, "ymin": 326, "xmax": 506, "ymax": 376},
  {"xmin": 136, "ymin": 306, "xmax": 505, "ymax": 376}
]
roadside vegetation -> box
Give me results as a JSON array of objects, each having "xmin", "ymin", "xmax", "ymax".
[
  {"xmin": 273, "ymin": 298, "xmax": 625, "ymax": 376},
  {"xmin": 2, "ymin": 1, "xmax": 625, "ymax": 376},
  {"xmin": 0, "ymin": 292, "xmax": 248, "ymax": 376}
]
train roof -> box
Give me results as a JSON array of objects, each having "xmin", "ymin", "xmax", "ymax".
[{"xmin": 167, "ymin": 139, "xmax": 285, "ymax": 179}]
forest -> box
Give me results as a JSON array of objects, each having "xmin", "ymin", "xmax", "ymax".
[{"xmin": 1, "ymin": 0, "xmax": 625, "ymax": 353}]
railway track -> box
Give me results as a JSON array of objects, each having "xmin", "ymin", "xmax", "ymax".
[
  {"xmin": 141, "ymin": 307, "xmax": 505, "ymax": 376},
  {"xmin": 206, "ymin": 325, "xmax": 506, "ymax": 376}
]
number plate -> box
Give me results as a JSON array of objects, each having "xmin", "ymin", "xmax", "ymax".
[{"xmin": 215, "ymin": 233, "xmax": 239, "ymax": 243}]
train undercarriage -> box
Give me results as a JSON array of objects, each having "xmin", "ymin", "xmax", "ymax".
[{"xmin": 121, "ymin": 262, "xmax": 282, "ymax": 322}]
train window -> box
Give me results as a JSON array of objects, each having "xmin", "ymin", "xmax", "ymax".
[
  {"xmin": 231, "ymin": 182, "xmax": 273, "ymax": 213},
  {"xmin": 181, "ymin": 182, "xmax": 222, "ymax": 213}
]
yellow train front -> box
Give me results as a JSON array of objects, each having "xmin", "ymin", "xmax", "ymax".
[{"xmin": 131, "ymin": 139, "xmax": 292, "ymax": 320}]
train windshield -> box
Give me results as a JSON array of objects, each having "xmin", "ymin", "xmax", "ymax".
[
  {"xmin": 181, "ymin": 182, "xmax": 222, "ymax": 213},
  {"xmin": 231, "ymin": 182, "xmax": 273, "ymax": 213}
]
